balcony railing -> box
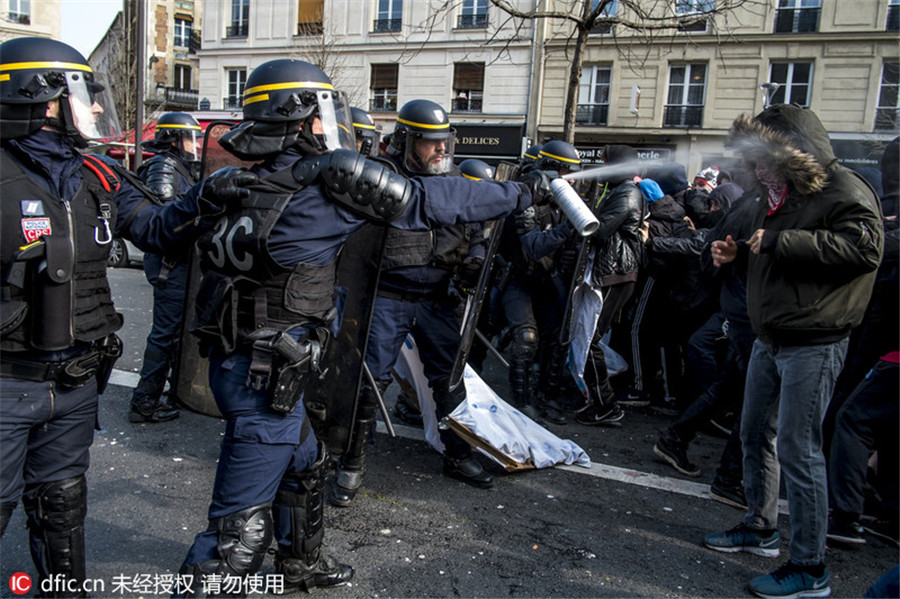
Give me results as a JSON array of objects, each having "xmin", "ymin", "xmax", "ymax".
[
  {"xmin": 297, "ymin": 22, "xmax": 324, "ymax": 35},
  {"xmin": 457, "ymin": 13, "xmax": 488, "ymax": 29},
  {"xmin": 370, "ymin": 96, "xmax": 397, "ymax": 113},
  {"xmin": 774, "ymin": 7, "xmax": 820, "ymax": 33},
  {"xmin": 373, "ymin": 18, "xmax": 401, "ymax": 32},
  {"xmin": 8, "ymin": 12, "xmax": 29, "ymax": 24},
  {"xmin": 225, "ymin": 24, "xmax": 248, "ymax": 38},
  {"xmin": 224, "ymin": 96, "xmax": 242, "ymax": 110},
  {"xmin": 875, "ymin": 107, "xmax": 899, "ymax": 131},
  {"xmin": 453, "ymin": 97, "xmax": 483, "ymax": 113},
  {"xmin": 165, "ymin": 87, "xmax": 199, "ymax": 110},
  {"xmin": 576, "ymin": 104, "xmax": 609, "ymax": 126},
  {"xmin": 663, "ymin": 104, "xmax": 704, "ymax": 128}
]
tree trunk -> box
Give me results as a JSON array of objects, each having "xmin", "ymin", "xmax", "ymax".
[{"xmin": 562, "ymin": 24, "xmax": 589, "ymax": 144}]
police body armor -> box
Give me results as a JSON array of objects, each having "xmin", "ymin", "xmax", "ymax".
[
  {"xmin": 379, "ymin": 225, "xmax": 472, "ymax": 274},
  {"xmin": 192, "ymin": 163, "xmax": 337, "ymax": 358},
  {"xmin": 1, "ymin": 151, "xmax": 122, "ymax": 352}
]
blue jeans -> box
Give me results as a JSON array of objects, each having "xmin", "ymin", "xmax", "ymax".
[{"xmin": 740, "ymin": 338, "xmax": 847, "ymax": 565}]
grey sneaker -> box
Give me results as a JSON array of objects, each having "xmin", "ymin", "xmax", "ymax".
[
  {"xmin": 704, "ymin": 523, "xmax": 780, "ymax": 557},
  {"xmin": 748, "ymin": 561, "xmax": 830, "ymax": 599}
]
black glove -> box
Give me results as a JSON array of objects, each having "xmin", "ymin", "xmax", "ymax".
[
  {"xmin": 514, "ymin": 206, "xmax": 539, "ymax": 234},
  {"xmin": 518, "ymin": 169, "xmax": 556, "ymax": 206},
  {"xmin": 555, "ymin": 241, "xmax": 580, "ymax": 277},
  {"xmin": 458, "ymin": 256, "xmax": 484, "ymax": 293},
  {"xmin": 200, "ymin": 166, "xmax": 259, "ymax": 214}
]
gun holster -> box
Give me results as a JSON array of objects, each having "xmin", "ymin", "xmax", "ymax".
[
  {"xmin": 94, "ymin": 334, "xmax": 123, "ymax": 394},
  {"xmin": 248, "ymin": 328, "xmax": 330, "ymax": 414}
]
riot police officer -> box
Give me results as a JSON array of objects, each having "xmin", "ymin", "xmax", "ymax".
[
  {"xmin": 129, "ymin": 112, "xmax": 202, "ymax": 423},
  {"xmin": 498, "ymin": 140, "xmax": 580, "ymax": 425},
  {"xmin": 330, "ymin": 100, "xmax": 497, "ymax": 508},
  {"xmin": 177, "ymin": 64, "xmax": 535, "ymax": 595},
  {"xmin": 0, "ymin": 38, "xmax": 230, "ymax": 597},
  {"xmin": 350, "ymin": 106, "xmax": 379, "ymax": 156}
]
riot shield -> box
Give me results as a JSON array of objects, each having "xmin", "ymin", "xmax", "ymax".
[
  {"xmin": 175, "ymin": 121, "xmax": 250, "ymax": 417},
  {"xmin": 303, "ymin": 223, "xmax": 387, "ymax": 457}
]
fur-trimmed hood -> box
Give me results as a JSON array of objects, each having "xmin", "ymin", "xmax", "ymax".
[{"xmin": 727, "ymin": 104, "xmax": 833, "ymax": 196}]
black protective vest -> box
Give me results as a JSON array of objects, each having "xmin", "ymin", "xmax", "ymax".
[
  {"xmin": 379, "ymin": 225, "xmax": 472, "ymax": 272},
  {"xmin": 0, "ymin": 151, "xmax": 122, "ymax": 352},
  {"xmin": 193, "ymin": 164, "xmax": 337, "ymax": 353}
]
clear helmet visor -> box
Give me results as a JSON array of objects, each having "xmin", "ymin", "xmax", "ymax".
[
  {"xmin": 404, "ymin": 131, "xmax": 456, "ymax": 175},
  {"xmin": 315, "ymin": 89, "xmax": 356, "ymax": 152},
  {"xmin": 64, "ymin": 71, "xmax": 121, "ymax": 140},
  {"xmin": 177, "ymin": 129, "xmax": 202, "ymax": 162}
]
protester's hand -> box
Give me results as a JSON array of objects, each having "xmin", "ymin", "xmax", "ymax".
[
  {"xmin": 748, "ymin": 229, "xmax": 766, "ymax": 254},
  {"xmin": 200, "ymin": 167, "xmax": 259, "ymax": 213},
  {"xmin": 711, "ymin": 235, "xmax": 738, "ymax": 267}
]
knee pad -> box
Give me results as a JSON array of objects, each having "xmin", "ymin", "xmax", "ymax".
[
  {"xmin": 510, "ymin": 325, "xmax": 539, "ymax": 361},
  {"xmin": 23, "ymin": 475, "xmax": 87, "ymax": 535},
  {"xmin": 208, "ymin": 503, "xmax": 274, "ymax": 576}
]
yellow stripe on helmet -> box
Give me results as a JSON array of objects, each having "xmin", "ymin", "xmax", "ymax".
[
  {"xmin": 242, "ymin": 93, "xmax": 269, "ymax": 105},
  {"xmin": 462, "ymin": 173, "xmax": 482, "ymax": 181},
  {"xmin": 353, "ymin": 122, "xmax": 376, "ymax": 130},
  {"xmin": 243, "ymin": 80, "xmax": 334, "ymax": 97},
  {"xmin": 397, "ymin": 117, "xmax": 449, "ymax": 130},
  {"xmin": 539, "ymin": 151, "xmax": 580, "ymax": 165},
  {"xmin": 157, "ymin": 123, "xmax": 202, "ymax": 130},
  {"xmin": 0, "ymin": 61, "xmax": 92, "ymax": 73}
]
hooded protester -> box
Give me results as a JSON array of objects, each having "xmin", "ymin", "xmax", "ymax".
[{"xmin": 704, "ymin": 105, "xmax": 883, "ymax": 599}]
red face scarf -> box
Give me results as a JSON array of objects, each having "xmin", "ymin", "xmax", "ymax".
[{"xmin": 755, "ymin": 164, "xmax": 788, "ymax": 215}]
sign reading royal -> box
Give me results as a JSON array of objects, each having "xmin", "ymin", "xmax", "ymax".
[{"xmin": 453, "ymin": 123, "xmax": 525, "ymax": 159}]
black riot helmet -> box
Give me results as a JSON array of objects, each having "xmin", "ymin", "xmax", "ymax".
[
  {"xmin": 459, "ymin": 158, "xmax": 495, "ymax": 181},
  {"xmin": 219, "ymin": 58, "xmax": 355, "ymax": 160},
  {"xmin": 0, "ymin": 37, "xmax": 121, "ymax": 143},
  {"xmin": 522, "ymin": 144, "xmax": 543, "ymax": 165},
  {"xmin": 351, "ymin": 106, "xmax": 379, "ymax": 156},
  {"xmin": 144, "ymin": 112, "xmax": 201, "ymax": 162},
  {"xmin": 393, "ymin": 99, "xmax": 456, "ymax": 175},
  {"xmin": 537, "ymin": 140, "xmax": 582, "ymax": 175}
]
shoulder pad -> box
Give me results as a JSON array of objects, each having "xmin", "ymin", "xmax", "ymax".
[
  {"xmin": 317, "ymin": 149, "xmax": 412, "ymax": 223},
  {"xmin": 139, "ymin": 155, "xmax": 179, "ymax": 202}
]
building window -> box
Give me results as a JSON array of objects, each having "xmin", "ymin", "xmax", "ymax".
[
  {"xmin": 769, "ymin": 62, "xmax": 813, "ymax": 107},
  {"xmin": 175, "ymin": 1, "xmax": 194, "ymax": 9},
  {"xmin": 174, "ymin": 64, "xmax": 192, "ymax": 90},
  {"xmin": 297, "ymin": 0, "xmax": 323, "ymax": 35},
  {"xmin": 664, "ymin": 63, "xmax": 706, "ymax": 128},
  {"xmin": 370, "ymin": 64, "xmax": 398, "ymax": 112},
  {"xmin": 590, "ymin": 0, "xmax": 617, "ymax": 35},
  {"xmin": 675, "ymin": 0, "xmax": 714, "ymax": 32},
  {"xmin": 453, "ymin": 63, "xmax": 484, "ymax": 113},
  {"xmin": 457, "ymin": 0, "xmax": 488, "ymax": 29},
  {"xmin": 174, "ymin": 17, "xmax": 193, "ymax": 47},
  {"xmin": 577, "ymin": 65, "xmax": 611, "ymax": 126},
  {"xmin": 876, "ymin": 61, "xmax": 899, "ymax": 131},
  {"xmin": 227, "ymin": 0, "xmax": 249, "ymax": 38},
  {"xmin": 774, "ymin": 0, "xmax": 820, "ymax": 33},
  {"xmin": 225, "ymin": 68, "xmax": 247, "ymax": 109},
  {"xmin": 9, "ymin": 0, "xmax": 30, "ymax": 24},
  {"xmin": 888, "ymin": 0, "xmax": 900, "ymax": 31},
  {"xmin": 374, "ymin": 0, "xmax": 402, "ymax": 32}
]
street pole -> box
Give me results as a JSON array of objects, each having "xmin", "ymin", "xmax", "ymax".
[{"xmin": 134, "ymin": 0, "xmax": 145, "ymax": 170}]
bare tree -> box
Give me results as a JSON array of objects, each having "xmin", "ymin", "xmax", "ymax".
[{"xmin": 424, "ymin": 0, "xmax": 766, "ymax": 143}]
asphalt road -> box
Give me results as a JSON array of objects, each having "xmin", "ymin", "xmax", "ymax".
[{"xmin": 1, "ymin": 266, "xmax": 896, "ymax": 598}]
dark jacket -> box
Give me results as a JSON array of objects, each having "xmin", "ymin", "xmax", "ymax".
[
  {"xmin": 728, "ymin": 105, "xmax": 884, "ymax": 346},
  {"xmin": 588, "ymin": 177, "xmax": 645, "ymax": 287}
]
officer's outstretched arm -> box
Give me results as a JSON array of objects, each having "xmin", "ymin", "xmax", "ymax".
[{"xmin": 315, "ymin": 149, "xmax": 413, "ymax": 222}]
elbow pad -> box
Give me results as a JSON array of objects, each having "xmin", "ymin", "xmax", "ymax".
[
  {"xmin": 139, "ymin": 155, "xmax": 179, "ymax": 202},
  {"xmin": 315, "ymin": 149, "xmax": 412, "ymax": 222}
]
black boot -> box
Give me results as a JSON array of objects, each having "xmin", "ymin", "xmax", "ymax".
[
  {"xmin": 432, "ymin": 377, "xmax": 494, "ymax": 489},
  {"xmin": 176, "ymin": 504, "xmax": 274, "ymax": 598},
  {"xmin": 274, "ymin": 442, "xmax": 354, "ymax": 592},
  {"xmin": 129, "ymin": 395, "xmax": 180, "ymax": 423},
  {"xmin": 23, "ymin": 476, "xmax": 88, "ymax": 598},
  {"xmin": 330, "ymin": 381, "xmax": 385, "ymax": 507}
]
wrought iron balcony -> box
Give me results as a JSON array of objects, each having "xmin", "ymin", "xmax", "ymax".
[
  {"xmin": 165, "ymin": 87, "xmax": 199, "ymax": 110},
  {"xmin": 297, "ymin": 22, "xmax": 324, "ymax": 35},
  {"xmin": 576, "ymin": 104, "xmax": 609, "ymax": 126},
  {"xmin": 453, "ymin": 97, "xmax": 483, "ymax": 113},
  {"xmin": 457, "ymin": 13, "xmax": 488, "ymax": 29},
  {"xmin": 663, "ymin": 104, "xmax": 704, "ymax": 128},
  {"xmin": 226, "ymin": 24, "xmax": 248, "ymax": 38},
  {"xmin": 373, "ymin": 18, "xmax": 401, "ymax": 32},
  {"xmin": 370, "ymin": 96, "xmax": 397, "ymax": 113},
  {"xmin": 774, "ymin": 7, "xmax": 820, "ymax": 33}
]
